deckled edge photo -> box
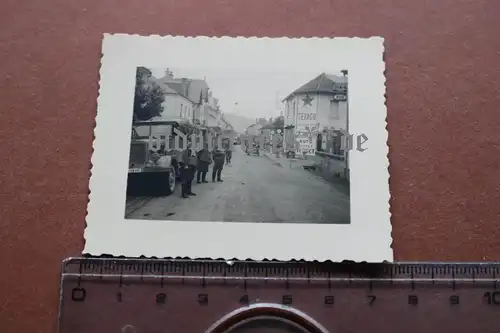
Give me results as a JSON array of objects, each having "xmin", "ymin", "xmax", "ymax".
[{"xmin": 84, "ymin": 34, "xmax": 391, "ymax": 262}]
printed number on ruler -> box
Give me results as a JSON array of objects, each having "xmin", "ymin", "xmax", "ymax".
[{"xmin": 71, "ymin": 287, "xmax": 500, "ymax": 307}]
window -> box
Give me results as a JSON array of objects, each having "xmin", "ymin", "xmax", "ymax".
[{"xmin": 180, "ymin": 104, "xmax": 184, "ymax": 117}]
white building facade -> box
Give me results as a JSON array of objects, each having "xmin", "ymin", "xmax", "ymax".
[
  {"xmin": 151, "ymin": 70, "xmax": 234, "ymax": 145},
  {"xmin": 158, "ymin": 86, "xmax": 195, "ymax": 122},
  {"xmin": 283, "ymin": 72, "xmax": 349, "ymax": 180},
  {"xmin": 283, "ymin": 73, "xmax": 348, "ymax": 156},
  {"xmin": 202, "ymin": 94, "xmax": 221, "ymax": 127},
  {"xmin": 153, "ymin": 71, "xmax": 210, "ymax": 125}
]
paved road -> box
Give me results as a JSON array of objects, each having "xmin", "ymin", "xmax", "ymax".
[{"xmin": 126, "ymin": 146, "xmax": 350, "ymax": 224}]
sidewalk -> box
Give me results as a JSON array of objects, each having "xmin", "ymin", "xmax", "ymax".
[
  {"xmin": 305, "ymin": 166, "xmax": 350, "ymax": 196},
  {"xmin": 262, "ymin": 150, "xmax": 349, "ymax": 195},
  {"xmin": 262, "ymin": 150, "xmax": 318, "ymax": 169}
]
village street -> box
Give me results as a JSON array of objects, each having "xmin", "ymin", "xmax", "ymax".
[{"xmin": 126, "ymin": 146, "xmax": 350, "ymax": 224}]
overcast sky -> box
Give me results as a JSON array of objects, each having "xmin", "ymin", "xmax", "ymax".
[{"xmin": 150, "ymin": 67, "xmax": 338, "ymax": 119}]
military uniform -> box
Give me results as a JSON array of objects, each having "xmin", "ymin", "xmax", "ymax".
[
  {"xmin": 196, "ymin": 148, "xmax": 211, "ymax": 183},
  {"xmin": 212, "ymin": 150, "xmax": 226, "ymax": 182},
  {"xmin": 180, "ymin": 147, "xmax": 197, "ymax": 198}
]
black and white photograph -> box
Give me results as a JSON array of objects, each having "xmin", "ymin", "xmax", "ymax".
[
  {"xmin": 85, "ymin": 35, "xmax": 391, "ymax": 261},
  {"xmin": 125, "ymin": 66, "xmax": 351, "ymax": 224}
]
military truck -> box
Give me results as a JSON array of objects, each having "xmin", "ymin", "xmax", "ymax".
[{"xmin": 127, "ymin": 120, "xmax": 196, "ymax": 196}]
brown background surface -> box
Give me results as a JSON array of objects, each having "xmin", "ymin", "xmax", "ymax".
[{"xmin": 1, "ymin": 0, "xmax": 499, "ymax": 332}]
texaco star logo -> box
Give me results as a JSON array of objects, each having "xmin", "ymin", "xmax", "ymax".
[{"xmin": 302, "ymin": 94, "xmax": 313, "ymax": 107}]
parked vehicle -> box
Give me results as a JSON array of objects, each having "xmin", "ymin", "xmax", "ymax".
[
  {"xmin": 233, "ymin": 137, "xmax": 241, "ymax": 145},
  {"xmin": 127, "ymin": 120, "xmax": 197, "ymax": 196},
  {"xmin": 245, "ymin": 142, "xmax": 260, "ymax": 156}
]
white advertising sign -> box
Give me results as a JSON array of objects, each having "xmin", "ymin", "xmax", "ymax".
[{"xmin": 296, "ymin": 134, "xmax": 315, "ymax": 155}]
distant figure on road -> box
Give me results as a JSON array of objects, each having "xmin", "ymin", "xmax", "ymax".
[
  {"xmin": 196, "ymin": 144, "xmax": 211, "ymax": 184},
  {"xmin": 212, "ymin": 148, "xmax": 226, "ymax": 182},
  {"xmin": 180, "ymin": 143, "xmax": 197, "ymax": 198},
  {"xmin": 223, "ymin": 138, "xmax": 233, "ymax": 164},
  {"xmin": 225, "ymin": 147, "xmax": 232, "ymax": 164}
]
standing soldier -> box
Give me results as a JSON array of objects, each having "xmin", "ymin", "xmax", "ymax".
[
  {"xmin": 196, "ymin": 143, "xmax": 211, "ymax": 183},
  {"xmin": 180, "ymin": 142, "xmax": 197, "ymax": 198},
  {"xmin": 212, "ymin": 147, "xmax": 226, "ymax": 182}
]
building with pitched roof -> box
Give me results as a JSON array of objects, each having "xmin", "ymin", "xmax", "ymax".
[
  {"xmin": 282, "ymin": 72, "xmax": 350, "ymax": 181},
  {"xmin": 259, "ymin": 116, "xmax": 285, "ymax": 149},
  {"xmin": 150, "ymin": 70, "xmax": 234, "ymax": 154},
  {"xmin": 153, "ymin": 70, "xmax": 233, "ymax": 132},
  {"xmin": 153, "ymin": 71, "xmax": 206, "ymax": 124},
  {"xmin": 282, "ymin": 72, "xmax": 348, "ymax": 156}
]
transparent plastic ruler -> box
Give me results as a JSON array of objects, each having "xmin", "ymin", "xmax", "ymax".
[{"xmin": 58, "ymin": 258, "xmax": 500, "ymax": 333}]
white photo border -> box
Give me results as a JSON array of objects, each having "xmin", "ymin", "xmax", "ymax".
[{"xmin": 84, "ymin": 34, "xmax": 392, "ymax": 262}]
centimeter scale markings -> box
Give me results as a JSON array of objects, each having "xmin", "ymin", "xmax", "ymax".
[{"xmin": 59, "ymin": 258, "xmax": 500, "ymax": 333}]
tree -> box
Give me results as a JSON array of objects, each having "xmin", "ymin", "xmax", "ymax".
[{"xmin": 133, "ymin": 67, "xmax": 165, "ymax": 121}]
